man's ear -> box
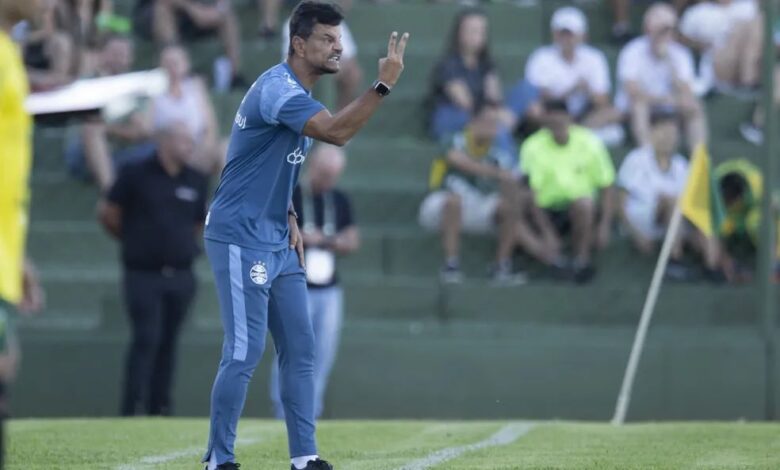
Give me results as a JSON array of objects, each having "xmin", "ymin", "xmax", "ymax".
[{"xmin": 291, "ymin": 36, "xmax": 306, "ymax": 58}]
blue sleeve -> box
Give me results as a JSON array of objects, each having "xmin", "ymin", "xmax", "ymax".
[{"xmin": 259, "ymin": 76, "xmax": 325, "ymax": 133}]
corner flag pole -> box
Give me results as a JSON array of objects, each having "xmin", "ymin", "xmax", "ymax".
[
  {"xmin": 759, "ymin": 0, "xmax": 777, "ymax": 421},
  {"xmin": 612, "ymin": 204, "xmax": 683, "ymax": 425}
]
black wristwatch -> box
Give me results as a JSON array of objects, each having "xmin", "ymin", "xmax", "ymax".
[
  {"xmin": 372, "ymin": 80, "xmax": 391, "ymax": 97},
  {"xmin": 288, "ymin": 208, "xmax": 299, "ymax": 220}
]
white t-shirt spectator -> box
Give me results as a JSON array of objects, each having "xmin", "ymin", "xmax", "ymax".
[
  {"xmin": 525, "ymin": 44, "xmax": 611, "ymax": 117},
  {"xmin": 617, "ymin": 146, "xmax": 689, "ymax": 239},
  {"xmin": 615, "ymin": 37, "xmax": 696, "ymax": 111},
  {"xmin": 281, "ymin": 20, "xmax": 357, "ymax": 62}
]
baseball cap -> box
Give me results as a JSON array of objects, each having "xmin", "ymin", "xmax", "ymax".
[{"xmin": 551, "ymin": 7, "xmax": 587, "ymax": 35}]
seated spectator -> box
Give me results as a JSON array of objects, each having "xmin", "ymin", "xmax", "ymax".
[
  {"xmin": 427, "ymin": 7, "xmax": 506, "ymax": 141},
  {"xmin": 419, "ymin": 106, "xmax": 534, "ymax": 285},
  {"xmin": 525, "ymin": 6, "xmax": 624, "ymax": 147},
  {"xmin": 65, "ymin": 35, "xmax": 155, "ymax": 191},
  {"xmin": 616, "ymin": 3, "xmax": 707, "ymax": 152},
  {"xmin": 679, "ymin": 0, "xmax": 759, "ymax": 95},
  {"xmin": 132, "ymin": 0, "xmax": 244, "ymax": 91},
  {"xmin": 714, "ymin": 158, "xmax": 770, "ymax": 283},
  {"xmin": 520, "ymin": 100, "xmax": 617, "ymax": 283},
  {"xmin": 257, "ymin": 0, "xmax": 281, "ymax": 38},
  {"xmin": 21, "ymin": 0, "xmax": 75, "ymax": 90},
  {"xmin": 151, "ymin": 44, "xmax": 225, "ymax": 176},
  {"xmin": 610, "ymin": 0, "xmax": 695, "ymax": 42},
  {"xmin": 280, "ymin": 0, "xmax": 362, "ymax": 110},
  {"xmin": 617, "ymin": 107, "xmax": 719, "ymax": 280}
]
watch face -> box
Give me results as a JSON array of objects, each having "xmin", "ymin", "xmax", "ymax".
[{"xmin": 374, "ymin": 81, "xmax": 390, "ymax": 96}]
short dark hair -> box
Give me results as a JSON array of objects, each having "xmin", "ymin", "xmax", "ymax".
[
  {"xmin": 288, "ymin": 1, "xmax": 344, "ymax": 56},
  {"xmin": 720, "ymin": 172, "xmax": 748, "ymax": 206}
]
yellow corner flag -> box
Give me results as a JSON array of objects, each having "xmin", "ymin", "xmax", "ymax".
[{"xmin": 680, "ymin": 144, "xmax": 725, "ymax": 237}]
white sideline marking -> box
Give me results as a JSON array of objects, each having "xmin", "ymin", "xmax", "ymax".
[
  {"xmin": 396, "ymin": 422, "xmax": 535, "ymax": 470},
  {"xmin": 115, "ymin": 436, "xmax": 261, "ymax": 470}
]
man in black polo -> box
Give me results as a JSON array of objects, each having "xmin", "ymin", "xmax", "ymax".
[{"xmin": 98, "ymin": 121, "xmax": 208, "ymax": 416}]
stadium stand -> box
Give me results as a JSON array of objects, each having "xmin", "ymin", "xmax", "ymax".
[{"xmin": 16, "ymin": 0, "xmax": 777, "ymax": 421}]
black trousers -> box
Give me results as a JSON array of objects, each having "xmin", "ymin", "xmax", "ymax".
[{"xmin": 120, "ymin": 268, "xmax": 195, "ymax": 416}]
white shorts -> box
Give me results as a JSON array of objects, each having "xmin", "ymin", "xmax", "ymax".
[
  {"xmin": 418, "ymin": 188, "xmax": 500, "ymax": 235},
  {"xmin": 625, "ymin": 201, "xmax": 665, "ymax": 240}
]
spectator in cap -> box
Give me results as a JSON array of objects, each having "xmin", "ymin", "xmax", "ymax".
[
  {"xmin": 616, "ymin": 2, "xmax": 707, "ymax": 152},
  {"xmin": 616, "ymin": 106, "xmax": 720, "ymax": 280},
  {"xmin": 520, "ymin": 100, "xmax": 617, "ymax": 283},
  {"xmin": 525, "ymin": 6, "xmax": 623, "ymax": 147}
]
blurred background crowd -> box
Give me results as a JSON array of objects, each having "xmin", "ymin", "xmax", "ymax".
[{"xmin": 3, "ymin": 0, "xmax": 778, "ymax": 421}]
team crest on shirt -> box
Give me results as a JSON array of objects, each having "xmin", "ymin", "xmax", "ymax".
[{"xmin": 249, "ymin": 262, "xmax": 268, "ymax": 285}]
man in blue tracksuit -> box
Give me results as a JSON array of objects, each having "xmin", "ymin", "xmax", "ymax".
[{"xmin": 200, "ymin": 2, "xmax": 409, "ymax": 469}]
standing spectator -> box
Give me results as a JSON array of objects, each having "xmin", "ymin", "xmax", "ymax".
[
  {"xmin": 281, "ymin": 0, "xmax": 362, "ymax": 111},
  {"xmin": 617, "ymin": 108, "xmax": 720, "ymax": 280},
  {"xmin": 520, "ymin": 100, "xmax": 617, "ymax": 283},
  {"xmin": 419, "ymin": 106, "xmax": 540, "ymax": 284},
  {"xmin": 132, "ymin": 0, "xmax": 244, "ymax": 91},
  {"xmin": 525, "ymin": 6, "xmax": 624, "ymax": 147},
  {"xmin": 151, "ymin": 44, "xmax": 225, "ymax": 176},
  {"xmin": 269, "ymin": 144, "xmax": 359, "ymax": 420},
  {"xmin": 98, "ymin": 121, "xmax": 208, "ymax": 416},
  {"xmin": 427, "ymin": 7, "xmax": 506, "ymax": 141},
  {"xmin": 0, "ymin": 0, "xmax": 46, "ymax": 464},
  {"xmin": 616, "ymin": 3, "xmax": 707, "ymax": 152}
]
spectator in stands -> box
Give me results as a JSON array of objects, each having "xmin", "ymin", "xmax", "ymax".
[
  {"xmin": 269, "ymin": 144, "xmax": 359, "ymax": 420},
  {"xmin": 714, "ymin": 158, "xmax": 768, "ymax": 283},
  {"xmin": 98, "ymin": 121, "xmax": 208, "ymax": 416},
  {"xmin": 427, "ymin": 7, "xmax": 506, "ymax": 141},
  {"xmin": 21, "ymin": 0, "xmax": 75, "ymax": 90},
  {"xmin": 525, "ymin": 6, "xmax": 624, "ymax": 147},
  {"xmin": 678, "ymin": 0, "xmax": 759, "ymax": 95},
  {"xmin": 419, "ymin": 106, "xmax": 540, "ymax": 284},
  {"xmin": 65, "ymin": 34, "xmax": 154, "ymax": 192},
  {"xmin": 610, "ymin": 0, "xmax": 695, "ymax": 42},
  {"xmin": 281, "ymin": 0, "xmax": 362, "ymax": 110},
  {"xmin": 520, "ymin": 100, "xmax": 616, "ymax": 283},
  {"xmin": 257, "ymin": 0, "xmax": 281, "ymax": 38},
  {"xmin": 132, "ymin": 0, "xmax": 244, "ymax": 92},
  {"xmin": 151, "ymin": 44, "xmax": 225, "ymax": 176},
  {"xmin": 617, "ymin": 107, "xmax": 720, "ymax": 280},
  {"xmin": 616, "ymin": 3, "xmax": 707, "ymax": 152}
]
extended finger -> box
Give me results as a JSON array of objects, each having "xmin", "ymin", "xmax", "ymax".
[
  {"xmin": 395, "ymin": 32, "xmax": 410, "ymax": 58},
  {"xmin": 387, "ymin": 31, "xmax": 398, "ymax": 57}
]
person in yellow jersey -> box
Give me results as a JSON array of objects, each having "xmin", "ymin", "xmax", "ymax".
[
  {"xmin": 0, "ymin": 0, "xmax": 44, "ymax": 464},
  {"xmin": 520, "ymin": 99, "xmax": 617, "ymax": 283}
]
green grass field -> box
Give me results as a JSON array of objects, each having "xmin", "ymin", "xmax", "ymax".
[{"xmin": 8, "ymin": 419, "xmax": 780, "ymax": 469}]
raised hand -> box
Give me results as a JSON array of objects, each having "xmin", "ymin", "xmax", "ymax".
[{"xmin": 378, "ymin": 31, "xmax": 410, "ymax": 88}]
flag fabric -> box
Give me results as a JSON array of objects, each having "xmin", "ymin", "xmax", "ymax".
[{"xmin": 679, "ymin": 144, "xmax": 725, "ymax": 237}]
